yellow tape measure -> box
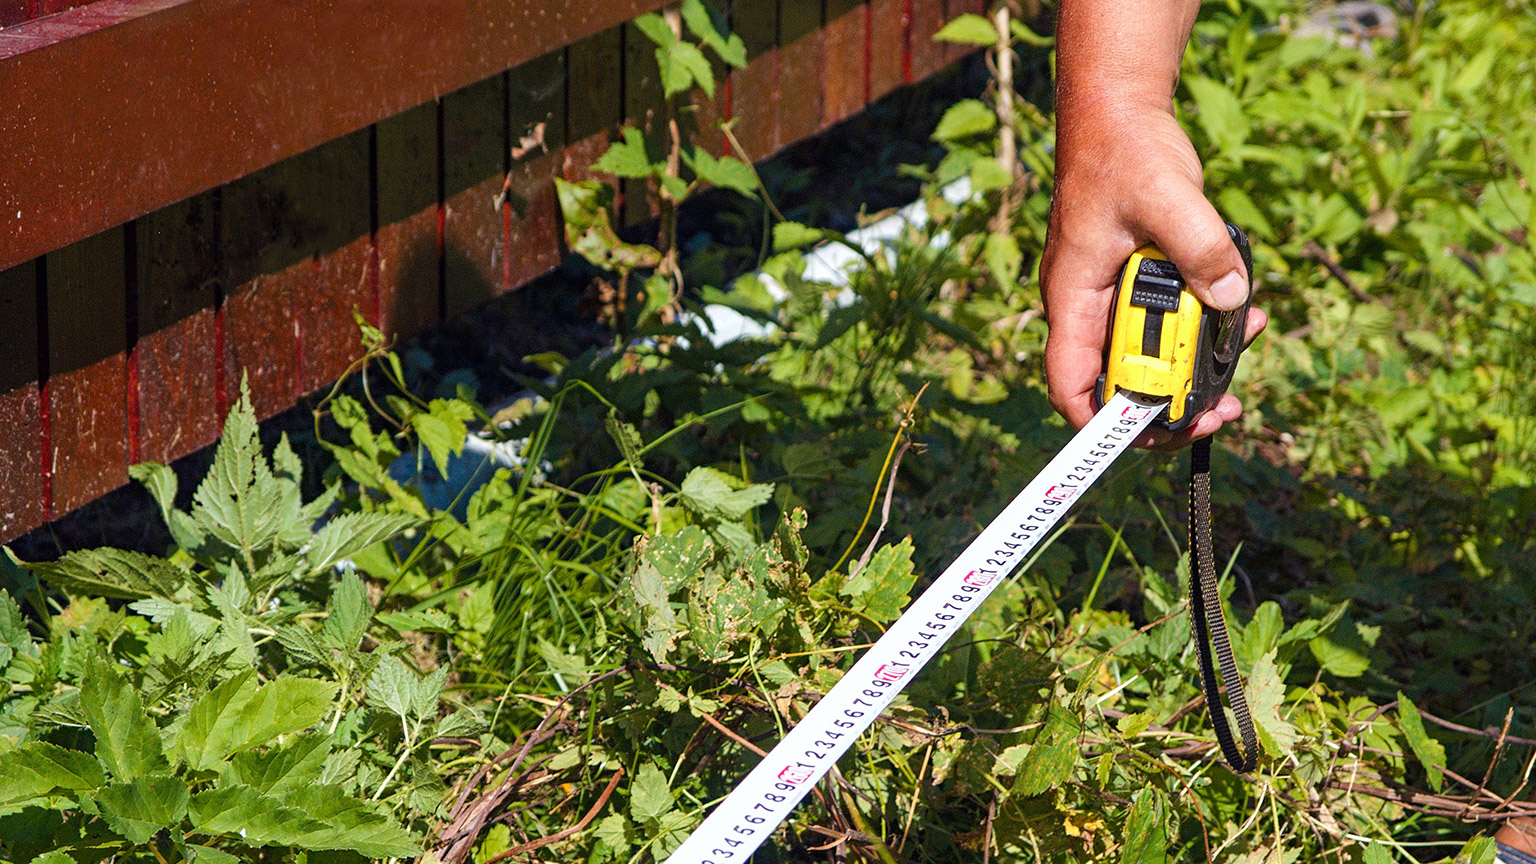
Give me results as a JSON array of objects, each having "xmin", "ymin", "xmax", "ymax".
[{"xmin": 1094, "ymin": 223, "xmax": 1253, "ymax": 431}]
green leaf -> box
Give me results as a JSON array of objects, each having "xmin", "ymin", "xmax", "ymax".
[
  {"xmin": 1309, "ymin": 616, "xmax": 1371, "ymax": 678},
  {"xmin": 685, "ymin": 148, "xmax": 757, "ymax": 197},
  {"xmin": 595, "ymin": 812, "xmax": 633, "ymax": 851},
  {"xmin": 190, "ymin": 380, "xmax": 301, "ymax": 564},
  {"xmin": 365, "ymin": 655, "xmax": 443, "ymax": 725},
  {"xmin": 306, "ymin": 513, "xmax": 418, "ymax": 576},
  {"xmin": 410, "ymin": 398, "xmax": 473, "ymax": 479},
  {"xmin": 678, "ymin": 467, "xmax": 774, "ymax": 521},
  {"xmin": 80, "ymin": 652, "xmax": 168, "ymax": 781},
  {"xmin": 681, "ymin": 0, "xmax": 746, "ymax": 67},
  {"xmin": 224, "ymin": 733, "xmax": 332, "ymax": 795},
  {"xmin": 629, "ymin": 763, "xmax": 674, "ymax": 825},
  {"xmin": 11, "ymin": 547, "xmax": 186, "ymax": 601},
  {"xmin": 321, "ymin": 570, "xmax": 373, "ymax": 653},
  {"xmin": 92, "ymin": 775, "xmax": 189, "ymax": 844},
  {"xmin": 1120, "ymin": 788, "xmax": 1168, "ymax": 864},
  {"xmin": 933, "ymin": 13, "xmax": 997, "ymax": 46},
  {"xmin": 606, "ymin": 409, "xmax": 646, "ymax": 474},
  {"xmin": 189, "ymin": 784, "xmax": 418, "ymax": 856},
  {"xmin": 658, "ymin": 41, "xmax": 715, "ymax": 98},
  {"xmin": 969, "ymin": 156, "xmax": 1013, "ymax": 193},
  {"xmin": 773, "ymin": 221, "xmax": 831, "ymax": 252},
  {"xmin": 0, "ymin": 742, "xmax": 105, "ymax": 806},
  {"xmin": 1013, "ymin": 705, "xmax": 1081, "ymax": 796},
  {"xmin": 932, "ymin": 99, "xmax": 995, "ymax": 142},
  {"xmin": 281, "ymin": 785, "xmax": 422, "ymax": 857},
  {"xmin": 983, "ymin": 231, "xmax": 1022, "ymax": 288},
  {"xmin": 186, "ymin": 846, "xmax": 241, "ymax": 864},
  {"xmin": 1397, "ymin": 692, "xmax": 1446, "ymax": 793},
  {"xmin": 1184, "ymin": 74, "xmax": 1249, "ymax": 154},
  {"xmin": 841, "ymin": 537, "xmax": 918, "ymax": 622},
  {"xmin": 0, "ymin": 588, "xmax": 32, "ymax": 672},
  {"xmin": 1461, "ymin": 837, "xmax": 1497, "ymax": 864},
  {"xmin": 1246, "ymin": 649, "xmax": 1296, "ymax": 758},
  {"xmin": 555, "ymin": 177, "xmax": 664, "ymax": 274},
  {"xmin": 177, "ymin": 673, "xmax": 336, "ymax": 770},
  {"xmin": 1363, "ymin": 842, "xmax": 1395, "ymax": 864},
  {"xmin": 631, "ymin": 12, "xmax": 676, "ymax": 48},
  {"xmin": 594, "ymin": 127, "xmax": 659, "ymax": 180}
]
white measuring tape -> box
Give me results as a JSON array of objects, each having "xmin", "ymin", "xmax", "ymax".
[{"xmin": 664, "ymin": 392, "xmax": 1163, "ymax": 863}]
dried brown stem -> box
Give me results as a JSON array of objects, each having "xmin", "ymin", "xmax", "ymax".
[{"xmin": 482, "ymin": 766, "xmax": 626, "ymax": 864}]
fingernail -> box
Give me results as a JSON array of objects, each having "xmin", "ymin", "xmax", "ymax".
[{"xmin": 1211, "ymin": 270, "xmax": 1249, "ymax": 310}]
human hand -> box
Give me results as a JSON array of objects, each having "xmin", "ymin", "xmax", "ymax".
[{"xmin": 1040, "ymin": 101, "xmax": 1268, "ymax": 450}]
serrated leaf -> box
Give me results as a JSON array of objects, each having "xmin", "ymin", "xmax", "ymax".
[
  {"xmin": 933, "ymin": 13, "xmax": 997, "ymax": 46},
  {"xmin": 686, "ymin": 148, "xmax": 757, "ymax": 197},
  {"xmin": 177, "ymin": 673, "xmax": 336, "ymax": 770},
  {"xmin": 0, "ymin": 589, "xmax": 32, "ymax": 671},
  {"xmin": 12, "ymin": 547, "xmax": 186, "ymax": 601},
  {"xmin": 773, "ymin": 221, "xmax": 829, "ymax": 252},
  {"xmin": 595, "ymin": 126, "xmax": 658, "ymax": 180},
  {"xmin": 189, "ymin": 784, "xmax": 331, "ymax": 845},
  {"xmin": 410, "ymin": 399, "xmax": 473, "ymax": 480},
  {"xmin": 658, "ymin": 41, "xmax": 714, "ymax": 98},
  {"xmin": 629, "ymin": 763, "xmax": 674, "ymax": 825},
  {"xmin": 841, "ymin": 537, "xmax": 918, "ymax": 622},
  {"xmin": 321, "ymin": 570, "xmax": 373, "ymax": 652},
  {"xmin": 306, "ymin": 512, "xmax": 418, "ymax": 576},
  {"xmin": 1397, "ymin": 692, "xmax": 1446, "ymax": 792},
  {"xmin": 375, "ymin": 608, "xmax": 456, "ymax": 635},
  {"xmin": 1363, "ymin": 842, "xmax": 1395, "ymax": 864},
  {"xmin": 365, "ymin": 655, "xmax": 436, "ymax": 725},
  {"xmin": 0, "ymin": 742, "xmax": 105, "ymax": 805},
  {"xmin": 932, "ymin": 99, "xmax": 995, "ymax": 141},
  {"xmin": 186, "ymin": 845, "xmax": 241, "ymax": 864},
  {"xmin": 1461, "ymin": 836, "xmax": 1497, "ymax": 864},
  {"xmin": 129, "ymin": 461, "xmax": 208, "ymax": 552},
  {"xmin": 1120, "ymin": 788, "xmax": 1168, "ymax": 864},
  {"xmin": 1185, "ymin": 73, "xmax": 1250, "ymax": 154},
  {"xmin": 679, "ymin": 467, "xmax": 774, "ymax": 521},
  {"xmin": 595, "ymin": 812, "xmax": 632, "ymax": 850},
  {"xmin": 225, "ymin": 733, "xmax": 332, "ymax": 795},
  {"xmin": 556, "ymin": 177, "xmax": 664, "ymax": 273},
  {"xmin": 92, "ymin": 775, "xmax": 188, "ymax": 844},
  {"xmin": 1246, "ymin": 649, "xmax": 1296, "ymax": 758},
  {"xmin": 80, "ymin": 653, "xmax": 168, "ymax": 781},
  {"xmin": 606, "ymin": 409, "xmax": 646, "ymax": 474},
  {"xmin": 1309, "ymin": 616, "xmax": 1372, "ymax": 678},
  {"xmin": 631, "ymin": 11, "xmax": 675, "ymax": 47},
  {"xmin": 681, "ymin": 0, "xmax": 746, "ymax": 67},
  {"xmin": 281, "ymin": 785, "xmax": 422, "ymax": 857},
  {"xmin": 191, "ymin": 381, "xmax": 300, "ymax": 564}
]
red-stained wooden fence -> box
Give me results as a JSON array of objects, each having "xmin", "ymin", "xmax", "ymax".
[{"xmin": 0, "ymin": 0, "xmax": 975, "ymax": 542}]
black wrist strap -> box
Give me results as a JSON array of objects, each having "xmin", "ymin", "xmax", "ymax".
[{"xmin": 1188, "ymin": 436, "xmax": 1259, "ymax": 774}]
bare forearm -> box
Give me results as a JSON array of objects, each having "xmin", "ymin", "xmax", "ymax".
[{"xmin": 1056, "ymin": 0, "xmax": 1200, "ymax": 117}]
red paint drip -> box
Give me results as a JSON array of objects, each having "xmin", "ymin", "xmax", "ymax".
[
  {"xmin": 723, "ymin": 74, "xmax": 734, "ymax": 157},
  {"xmin": 901, "ymin": 0, "xmax": 914, "ymax": 84},
  {"xmin": 126, "ymin": 345, "xmax": 141, "ymax": 464},
  {"xmin": 863, "ymin": 1, "xmax": 873, "ymax": 104},
  {"xmin": 503, "ymin": 200, "xmax": 513, "ymax": 293},
  {"xmin": 369, "ymin": 238, "xmax": 382, "ymax": 327},
  {"xmin": 38, "ymin": 379, "xmax": 52, "ymax": 521}
]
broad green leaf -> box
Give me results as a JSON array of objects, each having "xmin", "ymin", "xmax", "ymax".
[
  {"xmin": 841, "ymin": 537, "xmax": 918, "ymax": 622},
  {"xmin": 129, "ymin": 461, "xmax": 207, "ymax": 552},
  {"xmin": 681, "ymin": 0, "xmax": 746, "ymax": 67},
  {"xmin": 773, "ymin": 221, "xmax": 831, "ymax": 252},
  {"xmin": 1363, "ymin": 842, "xmax": 1394, "ymax": 864},
  {"xmin": 92, "ymin": 775, "xmax": 189, "ymax": 845},
  {"xmin": 186, "ymin": 846, "xmax": 241, "ymax": 864},
  {"xmin": 1309, "ymin": 616, "xmax": 1371, "ymax": 678},
  {"xmin": 969, "ymin": 156, "xmax": 1013, "ymax": 193},
  {"xmin": 1184, "ymin": 74, "xmax": 1250, "ymax": 154},
  {"xmin": 0, "ymin": 742, "xmax": 105, "ymax": 805},
  {"xmin": 1461, "ymin": 837, "xmax": 1497, "ymax": 864},
  {"xmin": 12, "ymin": 547, "xmax": 185, "ymax": 601},
  {"xmin": 983, "ymin": 231, "xmax": 1022, "ymax": 288},
  {"xmin": 1246, "ymin": 649, "xmax": 1296, "ymax": 758},
  {"xmin": 177, "ymin": 673, "xmax": 336, "ymax": 770},
  {"xmin": 658, "ymin": 41, "xmax": 715, "ymax": 98},
  {"xmin": 410, "ymin": 398, "xmax": 473, "ymax": 479},
  {"xmin": 555, "ymin": 177, "xmax": 664, "ymax": 274},
  {"xmin": 282, "ymin": 785, "xmax": 422, "ymax": 857},
  {"xmin": 366, "ymin": 655, "xmax": 419, "ymax": 724},
  {"xmin": 595, "ymin": 812, "xmax": 633, "ymax": 850},
  {"xmin": 594, "ymin": 127, "xmax": 659, "ymax": 180},
  {"xmin": 188, "ymin": 784, "xmax": 331, "ymax": 846},
  {"xmin": 1120, "ymin": 788, "xmax": 1168, "ymax": 864},
  {"xmin": 678, "ymin": 467, "xmax": 774, "ymax": 521},
  {"xmin": 0, "ymin": 589, "xmax": 32, "ymax": 671},
  {"xmin": 190, "ymin": 381, "xmax": 300, "ymax": 564},
  {"xmin": 1397, "ymin": 692, "xmax": 1446, "ymax": 792},
  {"xmin": 80, "ymin": 653, "xmax": 168, "ymax": 781},
  {"xmin": 1451, "ymin": 46, "xmax": 1497, "ymax": 94},
  {"xmin": 629, "ymin": 762, "xmax": 674, "ymax": 825},
  {"xmin": 224, "ymin": 733, "xmax": 332, "ymax": 795},
  {"xmin": 934, "ymin": 13, "xmax": 996, "ymax": 46},
  {"xmin": 932, "ymin": 99, "xmax": 996, "ymax": 142},
  {"xmin": 631, "ymin": 11, "xmax": 675, "ymax": 48},
  {"xmin": 686, "ymin": 149, "xmax": 757, "ymax": 197}
]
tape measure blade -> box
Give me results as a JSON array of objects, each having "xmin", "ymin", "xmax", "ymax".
[{"xmin": 664, "ymin": 393, "xmax": 1163, "ymax": 864}]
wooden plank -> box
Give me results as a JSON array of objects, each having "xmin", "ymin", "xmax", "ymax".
[
  {"xmin": 442, "ymin": 71, "xmax": 507, "ymax": 319},
  {"xmin": 505, "ymin": 49, "xmax": 567, "ymax": 291},
  {"xmin": 563, "ymin": 27, "xmax": 623, "ymax": 185},
  {"xmin": 375, "ymin": 101, "xmax": 442, "ymax": 341},
  {"xmin": 821, "ymin": 0, "xmax": 865, "ymax": 129},
  {"xmin": 907, "ymin": 0, "xmax": 946, "ymax": 81},
  {"xmin": 221, "ymin": 167, "xmax": 297, "ymax": 419},
  {"xmin": 134, "ymin": 191, "xmax": 220, "ymax": 463},
  {"xmin": 0, "ymin": 259, "xmax": 43, "ymax": 542},
  {"xmin": 45, "ymin": 227, "xmax": 128, "ymax": 516},
  {"xmin": 777, "ymin": 0, "xmax": 822, "ymax": 147},
  {"xmin": 0, "ymin": 1, "xmax": 31, "ymax": 27},
  {"xmin": 868, "ymin": 0, "xmax": 902, "ymax": 102},
  {"xmin": 0, "ymin": 0, "xmax": 672, "ymax": 276},
  {"xmin": 292, "ymin": 131, "xmax": 372, "ymax": 395},
  {"xmin": 728, "ymin": 0, "xmax": 778, "ymax": 163},
  {"xmin": 944, "ymin": 0, "xmax": 985, "ymax": 65},
  {"xmin": 621, "ymin": 20, "xmax": 665, "ymax": 227}
]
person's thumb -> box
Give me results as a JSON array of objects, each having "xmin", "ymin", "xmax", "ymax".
[{"xmin": 1139, "ymin": 189, "xmax": 1250, "ymax": 311}]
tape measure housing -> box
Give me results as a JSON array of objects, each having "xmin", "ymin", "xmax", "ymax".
[{"xmin": 1094, "ymin": 224, "xmax": 1252, "ymax": 432}]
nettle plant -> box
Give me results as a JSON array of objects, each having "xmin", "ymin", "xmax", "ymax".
[{"xmin": 0, "ymin": 384, "xmax": 475, "ymax": 863}]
